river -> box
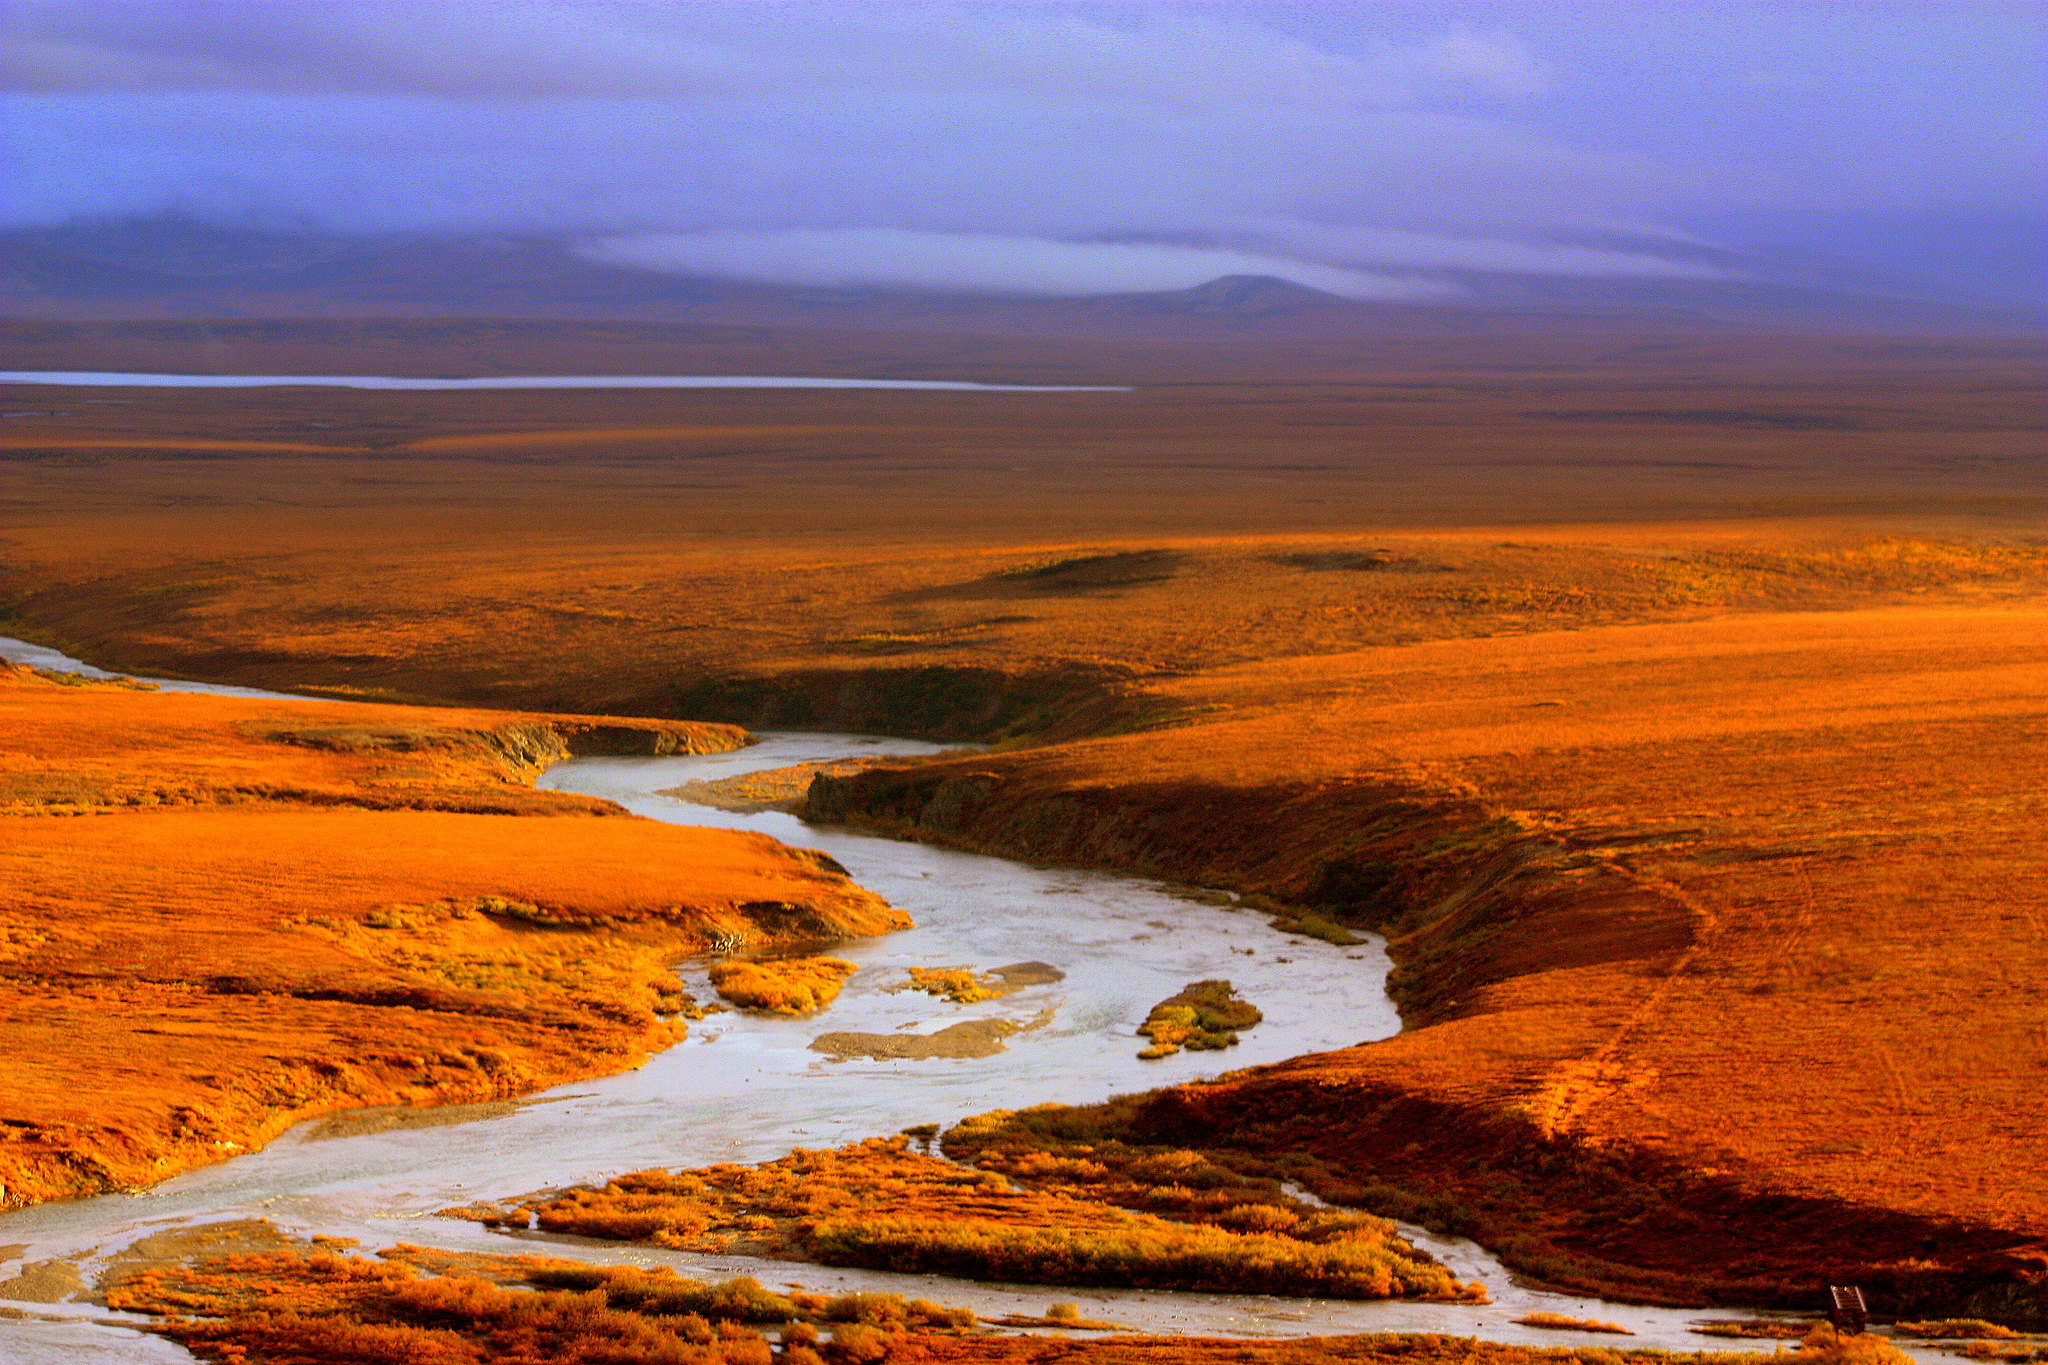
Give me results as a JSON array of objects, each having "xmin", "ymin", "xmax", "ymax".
[
  {"xmin": 0, "ymin": 372, "xmax": 1128, "ymax": 392},
  {"xmin": 0, "ymin": 638, "xmax": 1836, "ymax": 1361}
]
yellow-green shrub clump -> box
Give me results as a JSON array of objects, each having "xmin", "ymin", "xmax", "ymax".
[
  {"xmin": 1894, "ymin": 1322, "xmax": 2022, "ymax": 1341},
  {"xmin": 901, "ymin": 966, "xmax": 1006, "ymax": 1003},
  {"xmin": 1516, "ymin": 1313, "xmax": 1634, "ymax": 1335},
  {"xmin": 708, "ymin": 957, "xmax": 858, "ymax": 1015},
  {"xmin": 1139, "ymin": 979, "xmax": 1262, "ymax": 1057},
  {"xmin": 1794, "ymin": 1328, "xmax": 1922, "ymax": 1365},
  {"xmin": 1691, "ymin": 1321, "xmax": 1819, "ymax": 1339}
]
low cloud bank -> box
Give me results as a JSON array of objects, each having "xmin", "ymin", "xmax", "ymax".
[
  {"xmin": 581, "ymin": 229, "xmax": 1457, "ymax": 300},
  {"xmin": 1246, "ymin": 221, "xmax": 1737, "ymax": 281}
]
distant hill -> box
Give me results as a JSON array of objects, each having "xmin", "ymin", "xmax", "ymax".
[{"xmin": 2, "ymin": 218, "xmax": 2038, "ymax": 338}]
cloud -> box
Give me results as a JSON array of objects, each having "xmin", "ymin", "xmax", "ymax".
[
  {"xmin": 0, "ymin": 4, "xmax": 1708, "ymax": 254},
  {"xmin": 1404, "ymin": 28, "xmax": 1552, "ymax": 99},
  {"xmin": 0, "ymin": 87, "xmax": 1705, "ymax": 238},
  {"xmin": 1244, "ymin": 221, "xmax": 1736, "ymax": 280},
  {"xmin": 1, "ymin": 2, "xmax": 2026, "ymax": 303},
  {"xmin": 0, "ymin": 4, "xmax": 1544, "ymax": 108},
  {"xmin": 580, "ymin": 228, "xmax": 1456, "ymax": 299}
]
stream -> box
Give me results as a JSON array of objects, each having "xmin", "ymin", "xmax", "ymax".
[
  {"xmin": 0, "ymin": 372, "xmax": 1127, "ymax": 392},
  {"xmin": 0, "ymin": 638, "xmax": 1848, "ymax": 1361}
]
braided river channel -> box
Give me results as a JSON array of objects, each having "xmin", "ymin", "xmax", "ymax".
[{"xmin": 0, "ymin": 638, "xmax": 1846, "ymax": 1362}]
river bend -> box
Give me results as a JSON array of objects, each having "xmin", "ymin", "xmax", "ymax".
[{"xmin": 0, "ymin": 639, "xmax": 1833, "ymax": 1361}]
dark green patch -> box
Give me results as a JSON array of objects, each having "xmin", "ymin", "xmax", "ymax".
[
  {"xmin": 998, "ymin": 549, "xmax": 1185, "ymax": 590},
  {"xmin": 1271, "ymin": 550, "xmax": 1442, "ymax": 573}
]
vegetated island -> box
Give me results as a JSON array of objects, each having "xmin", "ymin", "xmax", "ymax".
[
  {"xmin": 0, "ymin": 660, "xmax": 904, "ymax": 1207},
  {"xmin": 659, "ymin": 756, "xmax": 916, "ymax": 813},
  {"xmin": 708, "ymin": 956, "xmax": 861, "ymax": 1015},
  {"xmin": 457, "ymin": 1125, "xmax": 1486, "ymax": 1302},
  {"xmin": 1136, "ymin": 979, "xmax": 1262, "ymax": 1058},
  {"xmin": 1517, "ymin": 1313, "xmax": 1635, "ymax": 1335},
  {"xmin": 890, "ymin": 961, "xmax": 1065, "ymax": 1002}
]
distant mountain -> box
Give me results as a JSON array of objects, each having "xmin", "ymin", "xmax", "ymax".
[
  {"xmin": 1134, "ymin": 274, "xmax": 1350, "ymax": 317},
  {"xmin": 2, "ymin": 218, "xmax": 2038, "ymax": 337}
]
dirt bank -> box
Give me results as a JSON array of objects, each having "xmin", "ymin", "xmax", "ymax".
[
  {"xmin": 811, "ymin": 1018, "xmax": 1024, "ymax": 1061},
  {"xmin": 660, "ymin": 755, "xmax": 913, "ymax": 813}
]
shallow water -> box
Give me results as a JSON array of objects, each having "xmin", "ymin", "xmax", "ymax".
[
  {"xmin": 0, "ymin": 639, "xmax": 1900, "ymax": 1359},
  {"xmin": 0, "ymin": 734, "xmax": 1409, "ymax": 1284},
  {"xmin": 0, "ymin": 371, "xmax": 1127, "ymax": 392},
  {"xmin": 0, "ymin": 1314, "xmax": 198, "ymax": 1365},
  {"xmin": 0, "ymin": 637, "xmax": 306, "ymax": 700}
]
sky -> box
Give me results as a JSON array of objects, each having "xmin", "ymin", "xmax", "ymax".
[{"xmin": 1, "ymin": 1, "xmax": 2042, "ymax": 302}]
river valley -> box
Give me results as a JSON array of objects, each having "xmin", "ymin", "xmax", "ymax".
[{"xmin": 0, "ymin": 638, "xmax": 1859, "ymax": 1362}]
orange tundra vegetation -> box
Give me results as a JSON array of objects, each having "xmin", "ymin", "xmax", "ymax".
[
  {"xmin": 101, "ymin": 1235, "xmax": 1920, "ymax": 1365},
  {"xmin": 811, "ymin": 601, "xmax": 2048, "ymax": 1318},
  {"xmin": 4, "ymin": 327, "xmax": 2044, "ymax": 732},
  {"xmin": 876, "ymin": 1330, "xmax": 1931, "ymax": 1365},
  {"xmin": 494, "ymin": 1131, "xmax": 1483, "ymax": 1301},
  {"xmin": 109, "ymin": 1241, "xmax": 974, "ymax": 1364},
  {"xmin": 0, "ymin": 662, "xmax": 905, "ymax": 1207},
  {"xmin": 1, "ymin": 321, "xmax": 2044, "ymax": 1317}
]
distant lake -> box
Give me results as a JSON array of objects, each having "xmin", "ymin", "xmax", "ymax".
[{"xmin": 0, "ymin": 370, "xmax": 1128, "ymax": 393}]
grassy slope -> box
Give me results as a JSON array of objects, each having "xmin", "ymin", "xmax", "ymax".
[
  {"xmin": 810, "ymin": 604, "xmax": 2048, "ymax": 1312},
  {"xmin": 0, "ymin": 666, "xmax": 905, "ymax": 1207}
]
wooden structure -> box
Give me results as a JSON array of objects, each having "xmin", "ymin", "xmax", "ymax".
[{"xmin": 1828, "ymin": 1285, "xmax": 1869, "ymax": 1336}]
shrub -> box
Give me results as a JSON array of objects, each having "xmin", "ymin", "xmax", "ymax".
[
  {"xmin": 1895, "ymin": 1321, "xmax": 2022, "ymax": 1340},
  {"xmin": 1269, "ymin": 912, "xmax": 1366, "ymax": 946},
  {"xmin": 1795, "ymin": 1327, "xmax": 1922, "ymax": 1365},
  {"xmin": 805, "ymin": 1212, "xmax": 1465, "ymax": 1299},
  {"xmin": 708, "ymin": 957, "xmax": 858, "ymax": 1015},
  {"xmin": 526, "ymin": 1266, "xmax": 798, "ymax": 1322},
  {"xmin": 1953, "ymin": 1346, "xmax": 2048, "ymax": 1362},
  {"xmin": 900, "ymin": 966, "xmax": 1004, "ymax": 1003},
  {"xmin": 1516, "ymin": 1313, "xmax": 1634, "ymax": 1334},
  {"xmin": 825, "ymin": 1321, "xmax": 894, "ymax": 1363},
  {"xmin": 1138, "ymin": 980, "xmax": 1262, "ymax": 1057},
  {"xmin": 816, "ymin": 1291, "xmax": 973, "ymax": 1329},
  {"xmin": 1692, "ymin": 1320, "xmax": 1819, "ymax": 1339}
]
